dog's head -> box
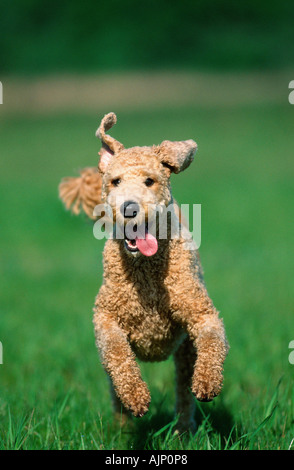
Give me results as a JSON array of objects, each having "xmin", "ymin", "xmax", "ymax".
[{"xmin": 96, "ymin": 112, "xmax": 197, "ymax": 257}]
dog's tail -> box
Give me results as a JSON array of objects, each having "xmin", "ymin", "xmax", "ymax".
[{"xmin": 59, "ymin": 167, "xmax": 102, "ymax": 219}]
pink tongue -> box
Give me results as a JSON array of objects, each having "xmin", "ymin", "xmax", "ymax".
[{"xmin": 136, "ymin": 232, "xmax": 158, "ymax": 256}]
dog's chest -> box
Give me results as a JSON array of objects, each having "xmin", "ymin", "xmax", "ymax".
[
  {"xmin": 114, "ymin": 263, "xmax": 183, "ymax": 360},
  {"xmin": 117, "ymin": 270, "xmax": 170, "ymax": 328}
]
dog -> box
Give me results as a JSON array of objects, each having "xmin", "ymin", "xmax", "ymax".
[{"xmin": 59, "ymin": 112, "xmax": 229, "ymax": 432}]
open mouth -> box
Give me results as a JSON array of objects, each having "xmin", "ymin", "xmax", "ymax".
[
  {"xmin": 124, "ymin": 224, "xmax": 158, "ymax": 256},
  {"xmin": 124, "ymin": 238, "xmax": 140, "ymax": 253}
]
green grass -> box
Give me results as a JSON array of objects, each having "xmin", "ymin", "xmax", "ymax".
[{"xmin": 0, "ymin": 98, "xmax": 294, "ymax": 449}]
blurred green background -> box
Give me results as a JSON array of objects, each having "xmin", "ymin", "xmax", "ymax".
[
  {"xmin": 0, "ymin": 0, "xmax": 293, "ymax": 450},
  {"xmin": 1, "ymin": 0, "xmax": 294, "ymax": 74}
]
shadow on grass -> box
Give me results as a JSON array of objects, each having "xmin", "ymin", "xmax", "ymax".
[
  {"xmin": 195, "ymin": 399, "xmax": 236, "ymax": 443},
  {"xmin": 128, "ymin": 409, "xmax": 175, "ymax": 450},
  {"xmin": 122, "ymin": 394, "xmax": 237, "ymax": 450}
]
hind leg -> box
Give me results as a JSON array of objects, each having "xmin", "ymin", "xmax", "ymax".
[{"xmin": 174, "ymin": 337, "xmax": 197, "ymax": 433}]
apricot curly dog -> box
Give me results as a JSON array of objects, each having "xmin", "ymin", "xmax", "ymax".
[{"xmin": 59, "ymin": 112, "xmax": 229, "ymax": 432}]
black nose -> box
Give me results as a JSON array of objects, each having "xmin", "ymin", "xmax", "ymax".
[{"xmin": 121, "ymin": 201, "xmax": 140, "ymax": 218}]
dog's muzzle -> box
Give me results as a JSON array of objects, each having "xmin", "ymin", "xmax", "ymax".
[
  {"xmin": 116, "ymin": 200, "xmax": 158, "ymax": 257},
  {"xmin": 120, "ymin": 201, "xmax": 140, "ymax": 219}
]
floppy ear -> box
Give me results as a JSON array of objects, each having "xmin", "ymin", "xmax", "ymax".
[
  {"xmin": 155, "ymin": 139, "xmax": 197, "ymax": 174},
  {"xmin": 95, "ymin": 112, "xmax": 124, "ymax": 173}
]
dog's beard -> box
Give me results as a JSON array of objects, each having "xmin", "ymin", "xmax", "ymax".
[
  {"xmin": 108, "ymin": 201, "xmax": 170, "ymax": 257},
  {"xmin": 123, "ymin": 222, "xmax": 158, "ymax": 256},
  {"xmin": 111, "ymin": 205, "xmax": 158, "ymax": 256}
]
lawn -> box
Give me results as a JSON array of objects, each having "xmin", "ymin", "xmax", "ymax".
[{"xmin": 0, "ymin": 84, "xmax": 293, "ymax": 449}]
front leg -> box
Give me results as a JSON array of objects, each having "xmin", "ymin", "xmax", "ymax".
[
  {"xmin": 172, "ymin": 291, "xmax": 229, "ymax": 402},
  {"xmin": 93, "ymin": 307, "xmax": 150, "ymax": 417},
  {"xmin": 190, "ymin": 313, "xmax": 228, "ymax": 401}
]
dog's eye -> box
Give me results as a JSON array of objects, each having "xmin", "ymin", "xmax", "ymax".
[
  {"xmin": 144, "ymin": 178, "xmax": 155, "ymax": 187},
  {"xmin": 111, "ymin": 178, "xmax": 121, "ymax": 187}
]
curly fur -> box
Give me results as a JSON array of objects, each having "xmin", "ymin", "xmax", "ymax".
[
  {"xmin": 59, "ymin": 112, "xmax": 229, "ymax": 432},
  {"xmin": 59, "ymin": 167, "xmax": 102, "ymax": 219}
]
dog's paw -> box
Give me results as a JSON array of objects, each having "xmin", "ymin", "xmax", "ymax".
[
  {"xmin": 192, "ymin": 368, "xmax": 223, "ymax": 402},
  {"xmin": 124, "ymin": 382, "xmax": 151, "ymax": 418}
]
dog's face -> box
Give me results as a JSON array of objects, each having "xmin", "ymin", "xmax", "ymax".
[
  {"xmin": 96, "ymin": 113, "xmax": 197, "ymax": 257},
  {"xmin": 102, "ymin": 149, "xmax": 172, "ymax": 256}
]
